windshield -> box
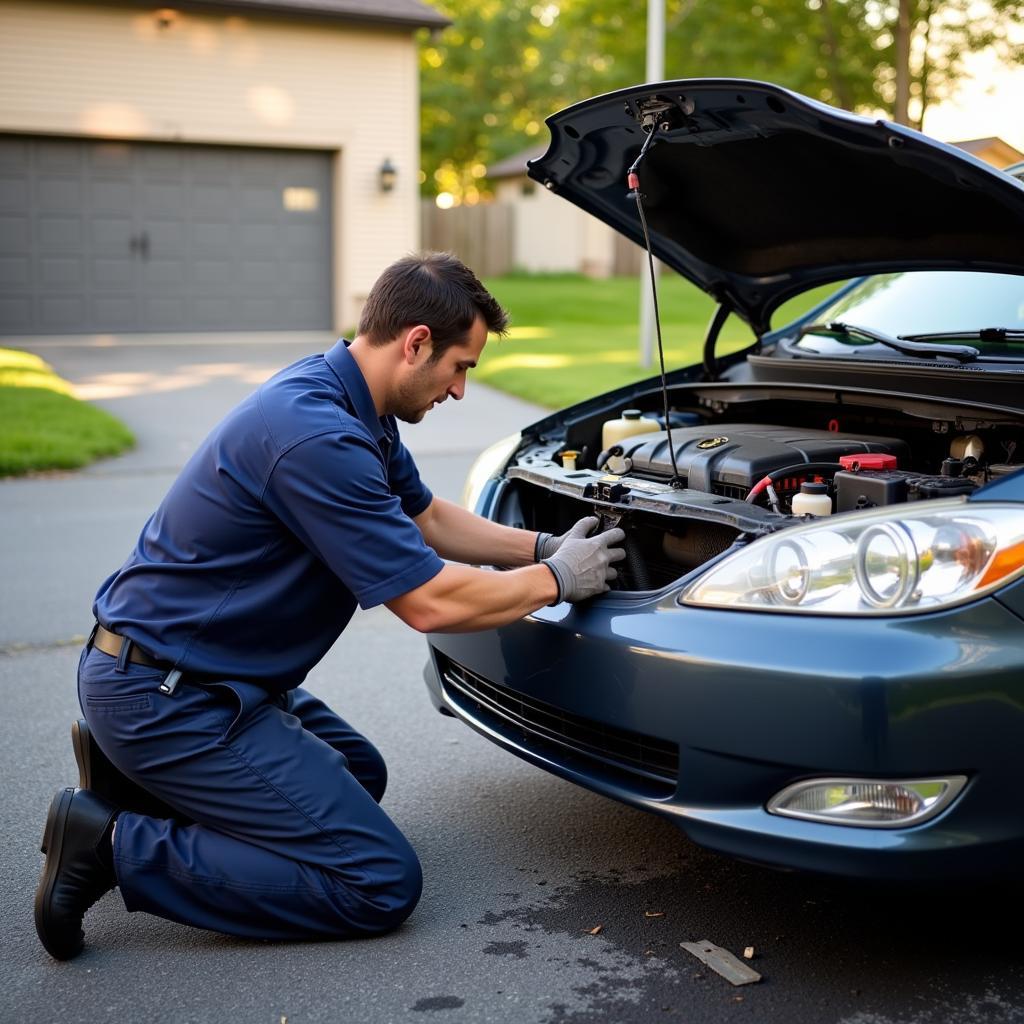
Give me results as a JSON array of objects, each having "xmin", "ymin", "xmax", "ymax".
[{"xmin": 791, "ymin": 271, "xmax": 1024, "ymax": 358}]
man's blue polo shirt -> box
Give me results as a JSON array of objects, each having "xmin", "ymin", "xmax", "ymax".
[{"xmin": 94, "ymin": 340, "xmax": 444, "ymax": 691}]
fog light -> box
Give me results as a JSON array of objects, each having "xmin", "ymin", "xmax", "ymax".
[{"xmin": 767, "ymin": 776, "xmax": 966, "ymax": 828}]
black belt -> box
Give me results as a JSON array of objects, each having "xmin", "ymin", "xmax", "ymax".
[{"xmin": 91, "ymin": 624, "xmax": 183, "ymax": 694}]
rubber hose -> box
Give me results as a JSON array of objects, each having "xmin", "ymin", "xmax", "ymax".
[
  {"xmin": 597, "ymin": 444, "xmax": 623, "ymax": 471},
  {"xmin": 746, "ymin": 461, "xmax": 844, "ymax": 504}
]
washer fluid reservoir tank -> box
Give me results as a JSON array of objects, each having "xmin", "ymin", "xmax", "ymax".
[{"xmin": 602, "ymin": 409, "xmax": 658, "ymax": 450}]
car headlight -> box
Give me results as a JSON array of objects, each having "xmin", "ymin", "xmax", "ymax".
[
  {"xmin": 681, "ymin": 498, "xmax": 1024, "ymax": 615},
  {"xmin": 461, "ymin": 432, "xmax": 521, "ymax": 512}
]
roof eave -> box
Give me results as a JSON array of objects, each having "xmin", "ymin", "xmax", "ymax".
[{"xmin": 160, "ymin": 0, "xmax": 450, "ymax": 31}]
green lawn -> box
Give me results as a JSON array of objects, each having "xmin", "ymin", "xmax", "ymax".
[
  {"xmin": 0, "ymin": 348, "xmax": 134, "ymax": 476},
  {"xmin": 477, "ymin": 273, "xmax": 837, "ymax": 409}
]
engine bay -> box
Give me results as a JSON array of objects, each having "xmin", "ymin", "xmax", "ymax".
[
  {"xmin": 610, "ymin": 423, "xmax": 911, "ymax": 496},
  {"xmin": 492, "ymin": 389, "xmax": 1024, "ymax": 593}
]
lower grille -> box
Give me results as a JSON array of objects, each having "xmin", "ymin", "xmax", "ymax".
[{"xmin": 437, "ymin": 654, "xmax": 679, "ymax": 797}]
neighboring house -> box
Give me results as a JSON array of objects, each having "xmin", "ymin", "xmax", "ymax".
[
  {"xmin": 0, "ymin": 0, "xmax": 447, "ymax": 334},
  {"xmin": 488, "ymin": 145, "xmax": 627, "ymax": 278},
  {"xmin": 951, "ymin": 137, "xmax": 1024, "ymax": 170}
]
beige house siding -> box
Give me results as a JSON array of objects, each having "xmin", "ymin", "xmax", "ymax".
[
  {"xmin": 0, "ymin": 1, "xmax": 423, "ymax": 329},
  {"xmin": 951, "ymin": 137, "xmax": 1024, "ymax": 170},
  {"xmin": 494, "ymin": 178, "xmax": 616, "ymax": 277}
]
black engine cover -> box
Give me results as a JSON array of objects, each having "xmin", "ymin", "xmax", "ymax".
[{"xmin": 624, "ymin": 424, "xmax": 910, "ymax": 493}]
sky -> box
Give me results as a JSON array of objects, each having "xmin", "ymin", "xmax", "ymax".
[{"xmin": 921, "ymin": 49, "xmax": 1024, "ymax": 153}]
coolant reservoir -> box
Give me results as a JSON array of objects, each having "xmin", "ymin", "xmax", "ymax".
[
  {"xmin": 791, "ymin": 481, "xmax": 832, "ymax": 517},
  {"xmin": 602, "ymin": 409, "xmax": 656, "ymax": 450}
]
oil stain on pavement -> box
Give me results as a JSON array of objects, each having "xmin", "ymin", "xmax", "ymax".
[
  {"xmin": 453, "ymin": 856, "xmax": 1024, "ymax": 1024},
  {"xmin": 412, "ymin": 996, "xmax": 467, "ymax": 1011}
]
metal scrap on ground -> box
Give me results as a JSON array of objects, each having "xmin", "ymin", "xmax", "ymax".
[{"xmin": 680, "ymin": 940, "xmax": 763, "ymax": 986}]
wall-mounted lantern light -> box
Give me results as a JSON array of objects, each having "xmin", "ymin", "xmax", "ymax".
[
  {"xmin": 378, "ymin": 158, "xmax": 397, "ymax": 193},
  {"xmin": 154, "ymin": 7, "xmax": 179, "ymax": 29}
]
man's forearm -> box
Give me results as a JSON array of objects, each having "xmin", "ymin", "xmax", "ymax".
[
  {"xmin": 414, "ymin": 496, "xmax": 537, "ymax": 567},
  {"xmin": 386, "ymin": 562, "xmax": 557, "ymax": 633}
]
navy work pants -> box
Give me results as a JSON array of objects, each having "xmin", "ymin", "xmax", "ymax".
[{"xmin": 77, "ymin": 645, "xmax": 422, "ymax": 940}]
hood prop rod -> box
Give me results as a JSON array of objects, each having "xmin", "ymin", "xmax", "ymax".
[
  {"xmin": 627, "ymin": 121, "xmax": 684, "ymax": 488},
  {"xmin": 701, "ymin": 301, "xmax": 732, "ymax": 382}
]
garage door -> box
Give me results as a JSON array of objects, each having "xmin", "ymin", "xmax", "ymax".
[{"xmin": 0, "ymin": 136, "xmax": 333, "ymax": 334}]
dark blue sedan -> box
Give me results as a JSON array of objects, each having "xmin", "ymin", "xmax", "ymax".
[{"xmin": 424, "ymin": 79, "xmax": 1024, "ymax": 879}]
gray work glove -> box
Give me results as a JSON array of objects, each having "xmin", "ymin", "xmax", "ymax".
[
  {"xmin": 535, "ymin": 516, "xmax": 600, "ymax": 562},
  {"xmin": 542, "ymin": 524, "xmax": 626, "ymax": 604}
]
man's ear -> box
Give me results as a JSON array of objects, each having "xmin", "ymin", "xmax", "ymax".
[{"xmin": 401, "ymin": 324, "xmax": 433, "ymax": 365}]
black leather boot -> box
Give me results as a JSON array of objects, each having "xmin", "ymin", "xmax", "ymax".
[
  {"xmin": 34, "ymin": 788, "xmax": 118, "ymax": 960},
  {"xmin": 72, "ymin": 719, "xmax": 185, "ymax": 821}
]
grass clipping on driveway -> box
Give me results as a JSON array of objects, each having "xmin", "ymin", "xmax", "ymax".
[{"xmin": 0, "ymin": 348, "xmax": 133, "ymax": 476}]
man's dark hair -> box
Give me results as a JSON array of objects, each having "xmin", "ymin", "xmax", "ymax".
[{"xmin": 358, "ymin": 251, "xmax": 509, "ymax": 360}]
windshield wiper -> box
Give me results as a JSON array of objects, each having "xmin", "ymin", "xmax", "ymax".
[
  {"xmin": 901, "ymin": 327, "xmax": 1024, "ymax": 344},
  {"xmin": 799, "ymin": 321, "xmax": 980, "ymax": 364}
]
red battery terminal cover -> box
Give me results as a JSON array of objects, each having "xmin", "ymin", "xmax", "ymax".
[{"xmin": 839, "ymin": 453, "xmax": 898, "ymax": 471}]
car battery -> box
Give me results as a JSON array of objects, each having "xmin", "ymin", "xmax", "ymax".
[{"xmin": 835, "ymin": 469, "xmax": 976, "ymax": 512}]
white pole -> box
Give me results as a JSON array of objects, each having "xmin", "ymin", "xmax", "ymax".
[{"xmin": 638, "ymin": 0, "xmax": 665, "ymax": 369}]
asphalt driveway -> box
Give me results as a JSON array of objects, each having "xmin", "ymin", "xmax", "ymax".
[{"xmin": 3, "ymin": 332, "xmax": 1024, "ymax": 1024}]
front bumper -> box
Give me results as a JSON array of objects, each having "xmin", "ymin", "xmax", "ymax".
[{"xmin": 425, "ymin": 589, "xmax": 1024, "ymax": 879}]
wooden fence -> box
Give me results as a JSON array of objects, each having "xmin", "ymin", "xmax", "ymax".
[
  {"xmin": 420, "ymin": 200, "xmax": 514, "ymax": 277},
  {"xmin": 421, "ymin": 198, "xmax": 646, "ymax": 277},
  {"xmin": 612, "ymin": 232, "xmax": 645, "ymax": 276}
]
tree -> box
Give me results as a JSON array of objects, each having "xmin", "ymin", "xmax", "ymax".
[
  {"xmin": 419, "ymin": 1, "xmax": 574, "ymax": 203},
  {"xmin": 419, "ymin": 0, "xmax": 1024, "ymax": 200},
  {"xmin": 887, "ymin": 0, "xmax": 1024, "ymax": 128}
]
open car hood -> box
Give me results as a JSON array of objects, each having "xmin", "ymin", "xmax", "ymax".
[{"xmin": 527, "ymin": 79, "xmax": 1024, "ymax": 336}]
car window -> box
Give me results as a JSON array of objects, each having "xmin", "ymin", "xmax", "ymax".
[{"xmin": 790, "ymin": 271, "xmax": 1024, "ymax": 357}]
